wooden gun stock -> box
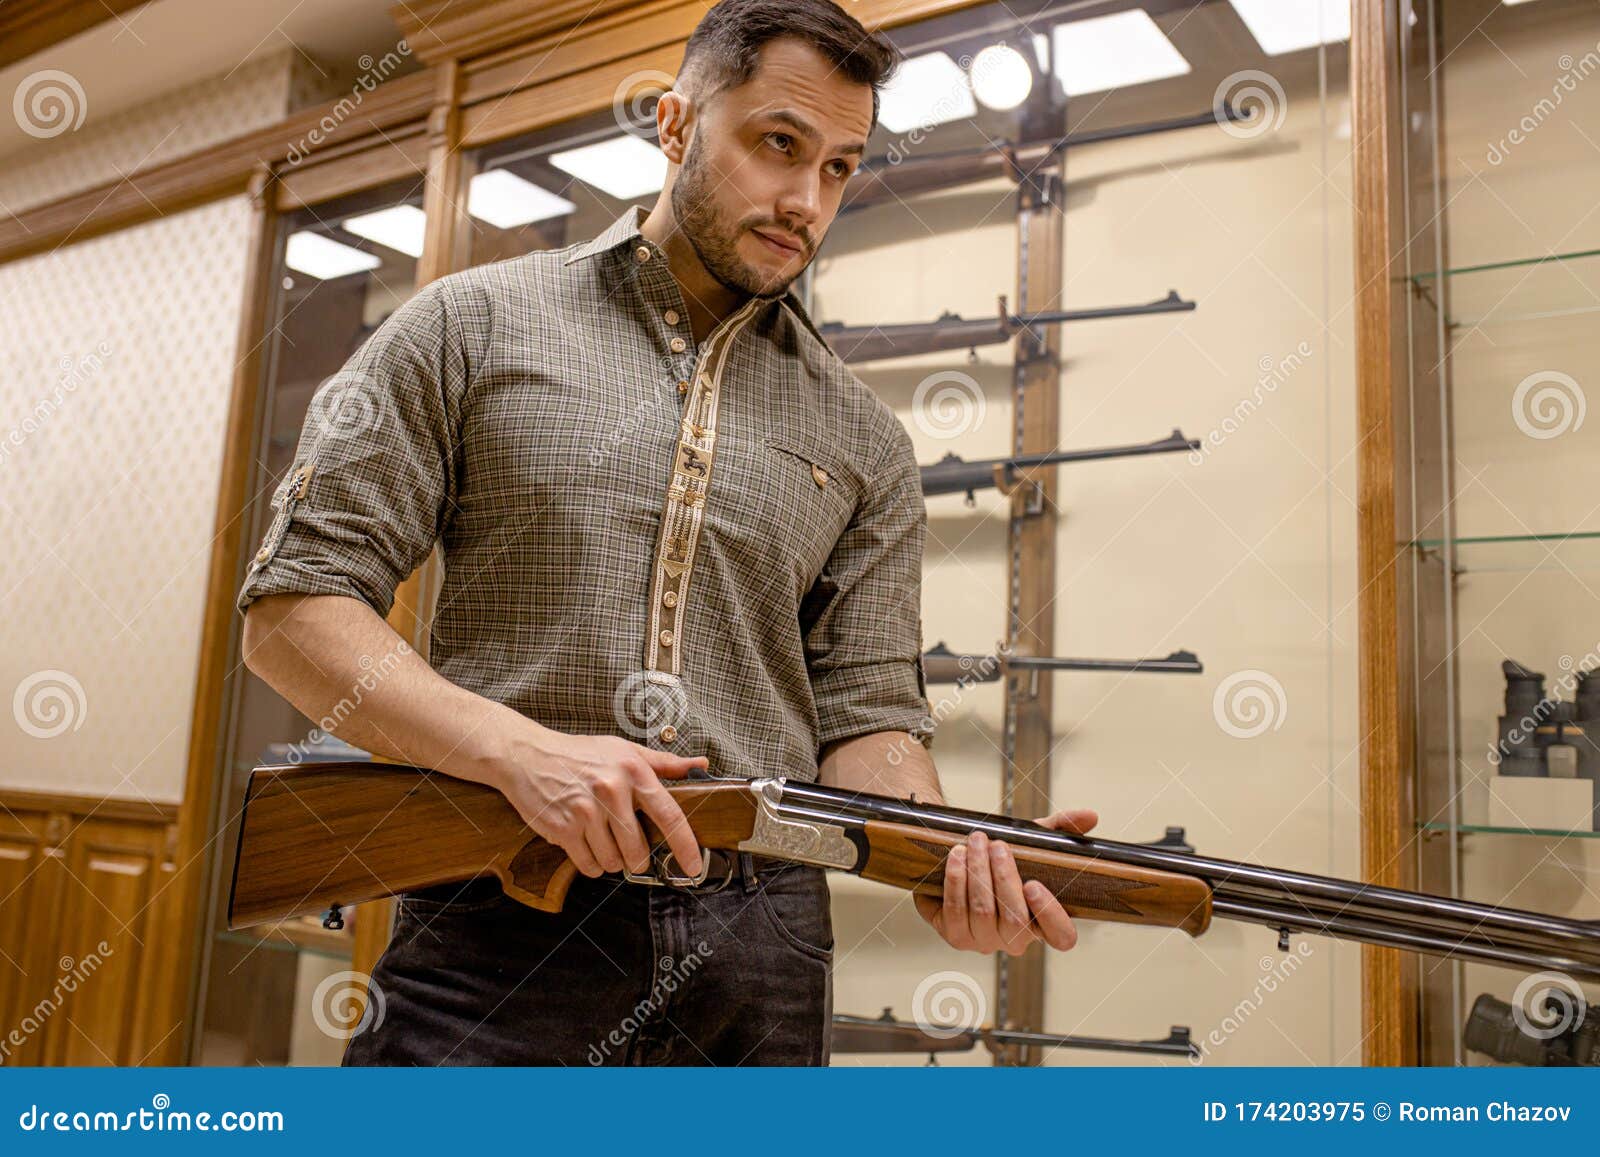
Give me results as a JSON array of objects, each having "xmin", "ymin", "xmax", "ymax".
[{"xmin": 229, "ymin": 761, "xmax": 1210, "ymax": 941}]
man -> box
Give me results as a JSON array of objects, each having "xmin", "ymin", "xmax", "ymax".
[{"xmin": 239, "ymin": 0, "xmax": 1095, "ymax": 1066}]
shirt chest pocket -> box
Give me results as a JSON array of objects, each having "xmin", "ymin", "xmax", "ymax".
[{"xmin": 755, "ymin": 433, "xmax": 859, "ymax": 589}]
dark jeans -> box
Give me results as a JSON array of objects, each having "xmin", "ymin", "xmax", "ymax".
[{"xmin": 341, "ymin": 858, "xmax": 834, "ymax": 1066}]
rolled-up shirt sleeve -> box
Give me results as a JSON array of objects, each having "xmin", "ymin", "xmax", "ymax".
[
  {"xmin": 803, "ymin": 415, "xmax": 933, "ymax": 750},
  {"xmin": 237, "ymin": 279, "xmax": 464, "ymax": 620}
]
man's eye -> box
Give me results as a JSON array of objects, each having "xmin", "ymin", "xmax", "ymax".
[{"xmin": 768, "ymin": 132, "xmax": 792, "ymax": 152}]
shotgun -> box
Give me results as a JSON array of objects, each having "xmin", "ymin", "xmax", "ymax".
[
  {"xmin": 819, "ymin": 291, "xmax": 1194, "ymax": 365},
  {"xmin": 228, "ymin": 761, "xmax": 1600, "ymax": 981},
  {"xmin": 831, "ymin": 1009, "xmax": 1198, "ymax": 1062},
  {"xmin": 841, "ymin": 104, "xmax": 1254, "ymax": 215},
  {"xmin": 920, "ymin": 428, "xmax": 1199, "ymax": 502},
  {"xmin": 921, "ymin": 641, "xmax": 1202, "ymax": 683}
]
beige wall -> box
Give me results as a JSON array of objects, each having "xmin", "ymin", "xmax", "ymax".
[
  {"xmin": 0, "ymin": 56, "xmax": 309, "ymax": 802},
  {"xmin": 816, "ymin": 43, "xmax": 1361, "ymax": 1065}
]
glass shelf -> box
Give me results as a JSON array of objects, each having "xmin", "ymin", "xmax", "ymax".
[
  {"xmin": 1409, "ymin": 530, "xmax": 1600, "ymax": 574},
  {"xmin": 1411, "ymin": 245, "xmax": 1600, "ymax": 328},
  {"xmin": 1420, "ymin": 821, "xmax": 1600, "ymax": 840}
]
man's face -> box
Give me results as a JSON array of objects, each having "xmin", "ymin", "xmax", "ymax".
[{"xmin": 670, "ymin": 38, "xmax": 874, "ymax": 298}]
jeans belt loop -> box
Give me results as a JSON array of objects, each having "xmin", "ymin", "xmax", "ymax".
[{"xmin": 739, "ymin": 851, "xmax": 759, "ymax": 893}]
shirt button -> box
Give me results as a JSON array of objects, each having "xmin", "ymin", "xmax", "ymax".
[
  {"xmin": 664, "ymin": 309, "xmax": 680, "ymax": 325},
  {"xmin": 812, "ymin": 464, "xmax": 829, "ymax": 488},
  {"xmin": 634, "ymin": 245, "xmax": 651, "ymax": 263},
  {"xmin": 676, "ymin": 379, "xmax": 689, "ymax": 395},
  {"xmin": 659, "ymin": 629, "xmax": 674, "ymax": 647},
  {"xmin": 660, "ymin": 725, "xmax": 679, "ymax": 744},
  {"xmin": 669, "ymin": 337, "xmax": 686, "ymax": 353},
  {"xmin": 663, "ymin": 590, "xmax": 678, "ymax": 607},
  {"xmin": 254, "ymin": 546, "xmax": 271, "ymax": 564}
]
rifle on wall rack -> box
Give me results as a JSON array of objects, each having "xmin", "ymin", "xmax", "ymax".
[
  {"xmin": 229, "ymin": 761, "xmax": 1600, "ymax": 982},
  {"xmin": 820, "ymin": 291, "xmax": 1194, "ymax": 365},
  {"xmin": 842, "ymin": 104, "xmax": 1255, "ymax": 214},
  {"xmin": 920, "ymin": 428, "xmax": 1198, "ymax": 502},
  {"xmin": 921, "ymin": 642, "xmax": 1202, "ymax": 683},
  {"xmin": 831, "ymin": 1008, "xmax": 1198, "ymax": 1063}
]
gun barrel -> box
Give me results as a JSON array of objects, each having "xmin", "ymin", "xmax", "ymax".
[
  {"xmin": 842, "ymin": 104, "xmax": 1251, "ymax": 214},
  {"xmin": 923, "ymin": 649, "xmax": 1202, "ymax": 682},
  {"xmin": 776, "ymin": 782, "xmax": 1600, "ymax": 980},
  {"xmin": 826, "ymin": 293, "xmax": 1194, "ymax": 365},
  {"xmin": 921, "ymin": 429, "xmax": 1199, "ymax": 497}
]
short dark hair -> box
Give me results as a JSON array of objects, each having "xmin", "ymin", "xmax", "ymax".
[{"xmin": 679, "ymin": 0, "xmax": 900, "ymax": 133}]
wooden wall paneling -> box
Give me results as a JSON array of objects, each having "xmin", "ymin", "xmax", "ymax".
[
  {"xmin": 398, "ymin": 0, "xmax": 990, "ymax": 70},
  {"xmin": 273, "ymin": 126, "xmax": 431, "ymax": 212},
  {"xmin": 45, "ymin": 816, "xmax": 174, "ymax": 1065},
  {"xmin": 162, "ymin": 167, "xmax": 284, "ymax": 1066},
  {"xmin": 0, "ymin": 809, "xmax": 65, "ymax": 1067},
  {"xmin": 1351, "ymin": 0, "xmax": 1421, "ymax": 1066},
  {"xmin": 993, "ymin": 167, "xmax": 1067, "ymax": 1067},
  {"xmin": 0, "ymin": 71, "xmax": 434, "ymax": 267},
  {"xmin": 0, "ymin": 0, "xmax": 152, "ymax": 70},
  {"xmin": 0, "ymin": 795, "xmax": 177, "ymax": 1067}
]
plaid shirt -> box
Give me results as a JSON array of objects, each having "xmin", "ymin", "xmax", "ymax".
[{"xmin": 239, "ymin": 205, "xmax": 932, "ymax": 781}]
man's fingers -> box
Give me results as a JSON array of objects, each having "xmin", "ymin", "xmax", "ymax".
[
  {"xmin": 1039, "ymin": 808, "xmax": 1099, "ymax": 835},
  {"xmin": 1025, "ymin": 881, "xmax": 1078, "ymax": 951},
  {"xmin": 942, "ymin": 844, "xmax": 970, "ymax": 946},
  {"xmin": 607, "ymin": 809, "xmax": 652, "ymax": 874},
  {"xmin": 561, "ymin": 833, "xmax": 605, "ymax": 879},
  {"xmin": 989, "ymin": 842, "xmax": 1034, "ymax": 956},
  {"xmin": 632, "ymin": 781, "xmax": 703, "ymax": 877},
  {"xmin": 965, "ymin": 832, "xmax": 998, "ymax": 953},
  {"xmin": 583, "ymin": 812, "xmax": 627, "ymax": 874},
  {"xmin": 638, "ymin": 747, "xmax": 708, "ymax": 779}
]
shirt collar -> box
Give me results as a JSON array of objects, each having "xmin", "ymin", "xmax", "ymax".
[{"xmin": 565, "ymin": 204, "xmax": 829, "ymax": 348}]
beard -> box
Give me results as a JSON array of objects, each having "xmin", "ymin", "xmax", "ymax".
[{"xmin": 669, "ymin": 132, "xmax": 811, "ymax": 299}]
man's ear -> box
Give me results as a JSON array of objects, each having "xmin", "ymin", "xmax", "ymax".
[{"xmin": 655, "ymin": 89, "xmax": 694, "ymax": 165}]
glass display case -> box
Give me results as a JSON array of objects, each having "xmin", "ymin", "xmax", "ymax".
[
  {"xmin": 812, "ymin": 0, "xmax": 1361, "ymax": 1067},
  {"xmin": 192, "ymin": 177, "xmax": 424, "ymax": 1066},
  {"xmin": 1403, "ymin": 0, "xmax": 1600, "ymax": 1066}
]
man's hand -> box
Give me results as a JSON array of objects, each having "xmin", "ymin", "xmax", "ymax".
[
  {"xmin": 494, "ymin": 731, "xmax": 708, "ymax": 881},
  {"xmin": 914, "ymin": 809, "xmax": 1099, "ymax": 955}
]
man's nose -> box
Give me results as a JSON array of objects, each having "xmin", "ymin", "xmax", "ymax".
[{"xmin": 775, "ymin": 171, "xmax": 822, "ymax": 234}]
